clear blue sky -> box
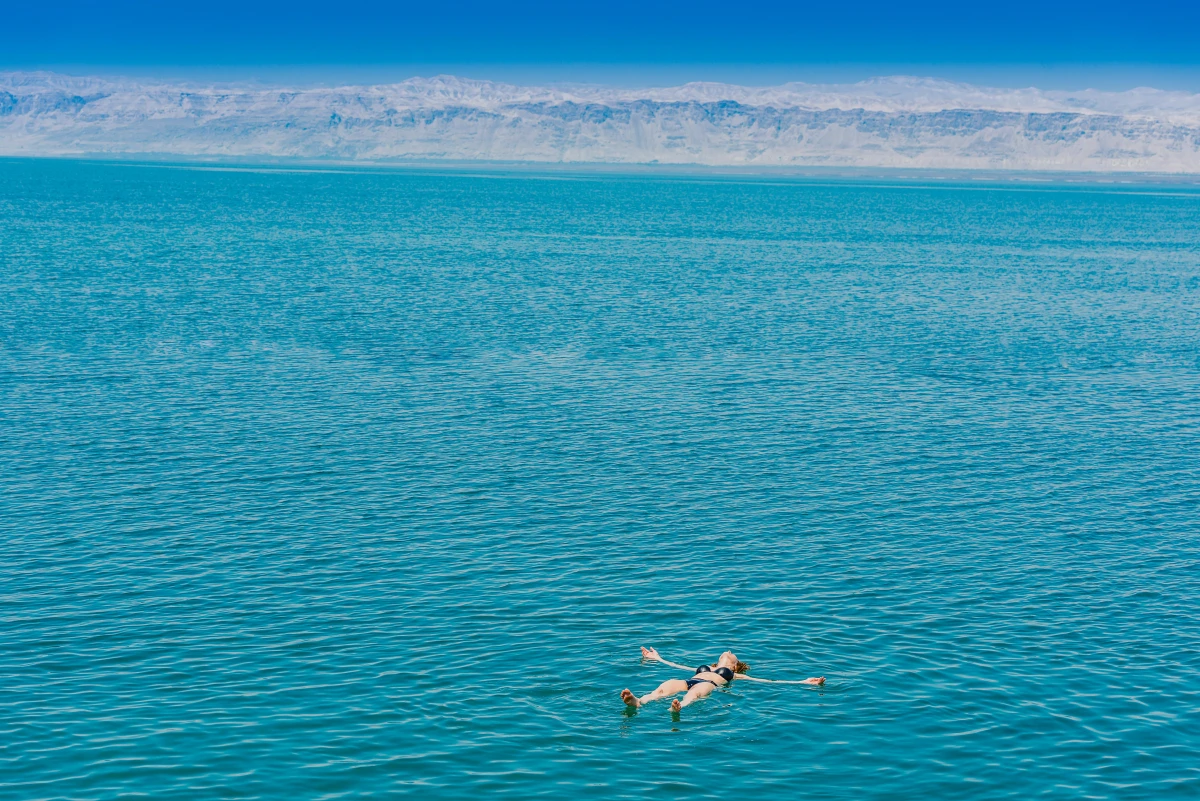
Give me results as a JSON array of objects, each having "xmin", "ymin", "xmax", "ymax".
[{"xmin": 6, "ymin": 0, "xmax": 1200, "ymax": 88}]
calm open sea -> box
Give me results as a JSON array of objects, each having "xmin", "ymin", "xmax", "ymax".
[{"xmin": 2, "ymin": 159, "xmax": 1199, "ymax": 799}]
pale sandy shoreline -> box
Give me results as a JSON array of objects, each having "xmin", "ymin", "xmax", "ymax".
[{"xmin": 6, "ymin": 152, "xmax": 1200, "ymax": 190}]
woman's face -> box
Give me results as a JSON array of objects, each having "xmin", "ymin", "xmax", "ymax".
[{"xmin": 717, "ymin": 651, "xmax": 738, "ymax": 669}]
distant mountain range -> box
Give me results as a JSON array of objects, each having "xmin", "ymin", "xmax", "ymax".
[{"xmin": 4, "ymin": 72, "xmax": 1200, "ymax": 171}]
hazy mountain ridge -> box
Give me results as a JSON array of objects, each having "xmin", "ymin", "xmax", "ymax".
[{"xmin": 3, "ymin": 72, "xmax": 1200, "ymax": 170}]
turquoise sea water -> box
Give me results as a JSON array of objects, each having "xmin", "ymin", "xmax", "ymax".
[{"xmin": 2, "ymin": 159, "xmax": 1199, "ymax": 799}]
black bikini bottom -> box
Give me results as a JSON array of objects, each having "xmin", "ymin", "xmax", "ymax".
[{"xmin": 685, "ymin": 678, "xmax": 717, "ymax": 690}]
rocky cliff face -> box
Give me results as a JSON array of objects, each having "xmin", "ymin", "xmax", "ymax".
[{"xmin": 3, "ymin": 73, "xmax": 1199, "ymax": 171}]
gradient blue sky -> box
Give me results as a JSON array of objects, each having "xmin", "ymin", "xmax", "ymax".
[{"xmin": 6, "ymin": 0, "xmax": 1200, "ymax": 89}]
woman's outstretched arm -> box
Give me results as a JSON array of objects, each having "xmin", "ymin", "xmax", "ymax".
[
  {"xmin": 733, "ymin": 673, "xmax": 825, "ymax": 685},
  {"xmin": 640, "ymin": 646, "xmax": 693, "ymax": 672}
]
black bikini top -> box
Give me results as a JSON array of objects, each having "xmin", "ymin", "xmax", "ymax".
[{"xmin": 695, "ymin": 664, "xmax": 735, "ymax": 683}]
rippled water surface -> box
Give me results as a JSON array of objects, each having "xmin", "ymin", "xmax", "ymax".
[{"xmin": 3, "ymin": 159, "xmax": 1200, "ymax": 799}]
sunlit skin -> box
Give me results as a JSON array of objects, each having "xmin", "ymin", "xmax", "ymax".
[{"xmin": 621, "ymin": 646, "xmax": 825, "ymax": 712}]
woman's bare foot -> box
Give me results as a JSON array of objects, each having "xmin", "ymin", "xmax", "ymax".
[
  {"xmin": 621, "ymin": 689, "xmax": 640, "ymax": 707},
  {"xmin": 805, "ymin": 677, "xmax": 826, "ymax": 685},
  {"xmin": 670, "ymin": 698, "xmax": 682, "ymax": 712}
]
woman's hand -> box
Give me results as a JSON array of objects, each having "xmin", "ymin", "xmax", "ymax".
[{"xmin": 640, "ymin": 646, "xmax": 661, "ymax": 661}]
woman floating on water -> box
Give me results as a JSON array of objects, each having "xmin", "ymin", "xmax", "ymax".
[{"xmin": 621, "ymin": 646, "xmax": 825, "ymax": 712}]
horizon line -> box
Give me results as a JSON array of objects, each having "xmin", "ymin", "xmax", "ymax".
[{"xmin": 6, "ymin": 65, "xmax": 1200, "ymax": 94}]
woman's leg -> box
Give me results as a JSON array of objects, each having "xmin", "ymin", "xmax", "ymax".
[
  {"xmin": 621, "ymin": 679, "xmax": 689, "ymax": 707},
  {"xmin": 670, "ymin": 681, "xmax": 714, "ymax": 711}
]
